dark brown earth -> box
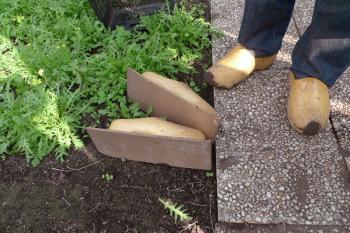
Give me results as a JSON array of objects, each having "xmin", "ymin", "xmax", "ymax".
[
  {"xmin": 0, "ymin": 141, "xmax": 216, "ymax": 233},
  {"xmin": 0, "ymin": 1, "xmax": 217, "ymax": 233}
]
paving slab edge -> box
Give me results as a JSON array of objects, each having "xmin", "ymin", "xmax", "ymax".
[{"xmin": 215, "ymin": 221, "xmax": 350, "ymax": 233}]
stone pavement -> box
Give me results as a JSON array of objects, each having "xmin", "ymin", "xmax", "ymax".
[
  {"xmin": 211, "ymin": 0, "xmax": 350, "ymax": 232},
  {"xmin": 215, "ymin": 222, "xmax": 350, "ymax": 233}
]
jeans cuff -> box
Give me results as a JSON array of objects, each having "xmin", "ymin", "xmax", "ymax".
[
  {"xmin": 290, "ymin": 68, "xmax": 332, "ymax": 87},
  {"xmin": 238, "ymin": 42, "xmax": 278, "ymax": 58}
]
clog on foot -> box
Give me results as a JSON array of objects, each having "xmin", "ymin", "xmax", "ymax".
[
  {"xmin": 205, "ymin": 44, "xmax": 276, "ymax": 89},
  {"xmin": 288, "ymin": 72, "xmax": 330, "ymax": 136}
]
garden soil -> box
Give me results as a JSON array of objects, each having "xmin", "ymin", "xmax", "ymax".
[{"xmin": 0, "ymin": 1, "xmax": 217, "ymax": 232}]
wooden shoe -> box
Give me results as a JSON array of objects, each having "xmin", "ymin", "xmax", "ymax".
[
  {"xmin": 109, "ymin": 117, "xmax": 206, "ymax": 140},
  {"xmin": 287, "ymin": 72, "xmax": 330, "ymax": 136},
  {"xmin": 205, "ymin": 44, "xmax": 277, "ymax": 89}
]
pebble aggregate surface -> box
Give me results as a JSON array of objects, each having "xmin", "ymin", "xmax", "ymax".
[
  {"xmin": 211, "ymin": 0, "xmax": 350, "ymax": 229},
  {"xmin": 215, "ymin": 222, "xmax": 350, "ymax": 233}
]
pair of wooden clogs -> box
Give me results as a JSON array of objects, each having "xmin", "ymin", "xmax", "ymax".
[
  {"xmin": 87, "ymin": 69, "xmax": 219, "ymax": 170},
  {"xmin": 205, "ymin": 44, "xmax": 330, "ymax": 136},
  {"xmin": 109, "ymin": 70, "xmax": 220, "ymax": 140}
]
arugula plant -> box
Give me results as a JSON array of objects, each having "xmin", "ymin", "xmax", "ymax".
[
  {"xmin": 0, "ymin": 0, "xmax": 220, "ymax": 165},
  {"xmin": 159, "ymin": 198, "xmax": 192, "ymax": 223},
  {"xmin": 102, "ymin": 173, "xmax": 114, "ymax": 182}
]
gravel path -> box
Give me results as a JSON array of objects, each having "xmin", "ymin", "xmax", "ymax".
[{"xmin": 211, "ymin": 0, "xmax": 350, "ymax": 231}]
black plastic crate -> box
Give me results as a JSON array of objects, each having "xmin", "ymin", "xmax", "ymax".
[{"xmin": 89, "ymin": 0, "xmax": 175, "ymax": 30}]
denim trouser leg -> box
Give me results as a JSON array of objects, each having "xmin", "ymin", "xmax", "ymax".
[
  {"xmin": 291, "ymin": 0, "xmax": 350, "ymax": 86},
  {"xmin": 238, "ymin": 0, "xmax": 296, "ymax": 57}
]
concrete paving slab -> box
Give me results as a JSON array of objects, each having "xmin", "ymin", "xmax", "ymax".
[
  {"xmin": 215, "ymin": 222, "xmax": 350, "ymax": 233},
  {"xmin": 292, "ymin": 0, "xmax": 315, "ymax": 36},
  {"xmin": 215, "ymin": 67, "xmax": 350, "ymax": 225},
  {"xmin": 211, "ymin": 0, "xmax": 245, "ymax": 39},
  {"xmin": 212, "ymin": 0, "xmax": 350, "ymax": 226}
]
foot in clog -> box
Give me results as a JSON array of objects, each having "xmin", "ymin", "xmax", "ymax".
[
  {"xmin": 288, "ymin": 72, "xmax": 330, "ymax": 136},
  {"xmin": 205, "ymin": 44, "xmax": 277, "ymax": 89}
]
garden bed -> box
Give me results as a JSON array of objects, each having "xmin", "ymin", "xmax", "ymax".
[
  {"xmin": 0, "ymin": 0, "xmax": 217, "ymax": 232},
  {"xmin": 0, "ymin": 141, "xmax": 217, "ymax": 232}
]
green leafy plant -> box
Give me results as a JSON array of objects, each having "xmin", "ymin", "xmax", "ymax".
[
  {"xmin": 0, "ymin": 0, "xmax": 221, "ymax": 165},
  {"xmin": 206, "ymin": 171, "xmax": 214, "ymax": 177},
  {"xmin": 189, "ymin": 80, "xmax": 201, "ymax": 93},
  {"xmin": 102, "ymin": 173, "xmax": 114, "ymax": 182},
  {"xmin": 159, "ymin": 198, "xmax": 192, "ymax": 223}
]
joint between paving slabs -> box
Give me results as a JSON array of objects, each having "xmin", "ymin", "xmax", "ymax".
[
  {"xmin": 291, "ymin": 15, "xmax": 302, "ymax": 38},
  {"xmin": 329, "ymin": 114, "xmax": 350, "ymax": 172}
]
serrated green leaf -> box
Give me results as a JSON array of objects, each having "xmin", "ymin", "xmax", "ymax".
[{"xmin": 0, "ymin": 0, "xmax": 219, "ymax": 166}]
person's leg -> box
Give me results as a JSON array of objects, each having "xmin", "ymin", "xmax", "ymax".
[
  {"xmin": 238, "ymin": 0, "xmax": 296, "ymax": 57},
  {"xmin": 291, "ymin": 0, "xmax": 350, "ymax": 86},
  {"xmin": 206, "ymin": 0, "xmax": 296, "ymax": 89},
  {"xmin": 288, "ymin": 0, "xmax": 350, "ymax": 136}
]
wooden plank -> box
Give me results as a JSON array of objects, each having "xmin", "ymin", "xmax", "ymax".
[
  {"xmin": 87, "ymin": 128, "xmax": 213, "ymax": 170},
  {"xmin": 127, "ymin": 68, "xmax": 220, "ymax": 140}
]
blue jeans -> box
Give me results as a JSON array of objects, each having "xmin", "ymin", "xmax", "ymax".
[{"xmin": 238, "ymin": 0, "xmax": 350, "ymax": 86}]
